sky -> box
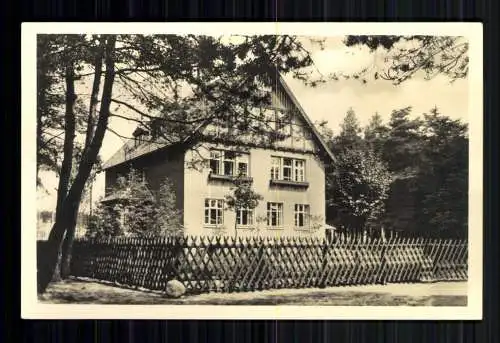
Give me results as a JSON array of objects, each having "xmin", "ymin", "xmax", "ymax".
[{"xmin": 37, "ymin": 36, "xmax": 469, "ymax": 212}]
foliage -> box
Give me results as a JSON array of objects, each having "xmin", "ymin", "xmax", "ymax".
[
  {"xmin": 331, "ymin": 108, "xmax": 364, "ymax": 152},
  {"xmin": 225, "ymin": 175, "xmax": 263, "ymax": 237},
  {"xmin": 85, "ymin": 203, "xmax": 123, "ymax": 240},
  {"xmin": 322, "ymin": 106, "xmax": 468, "ymax": 238},
  {"xmin": 225, "ymin": 176, "xmax": 263, "ymax": 212},
  {"xmin": 382, "ymin": 107, "xmax": 424, "ymax": 175},
  {"xmin": 327, "ymin": 147, "xmax": 392, "ymax": 232},
  {"xmin": 314, "ymin": 120, "xmax": 335, "ymax": 147},
  {"xmin": 416, "ymin": 108, "xmax": 468, "ymax": 238},
  {"xmin": 380, "ymin": 107, "xmax": 468, "ymax": 238},
  {"xmin": 85, "ymin": 170, "xmax": 183, "ymax": 239},
  {"xmin": 342, "ymin": 35, "xmax": 468, "ymax": 85},
  {"xmin": 37, "ymin": 35, "xmax": 97, "ymax": 185},
  {"xmin": 364, "ymin": 112, "xmax": 389, "ymax": 156},
  {"xmin": 325, "ymin": 109, "xmax": 392, "ymax": 232}
]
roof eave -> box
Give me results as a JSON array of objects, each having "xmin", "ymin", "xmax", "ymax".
[{"xmin": 275, "ymin": 74, "xmax": 336, "ymax": 164}]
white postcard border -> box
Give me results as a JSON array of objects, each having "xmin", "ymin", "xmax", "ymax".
[{"xmin": 21, "ymin": 22, "xmax": 483, "ymax": 320}]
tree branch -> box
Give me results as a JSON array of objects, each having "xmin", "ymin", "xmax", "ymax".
[
  {"xmin": 84, "ymin": 36, "xmax": 105, "ymax": 152},
  {"xmin": 67, "ymin": 35, "xmax": 117, "ymax": 204}
]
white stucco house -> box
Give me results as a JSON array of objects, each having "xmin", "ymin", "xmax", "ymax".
[{"xmin": 101, "ymin": 73, "xmax": 334, "ymax": 239}]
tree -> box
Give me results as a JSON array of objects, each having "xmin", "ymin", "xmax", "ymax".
[
  {"xmin": 378, "ymin": 106, "xmax": 468, "ymax": 238},
  {"xmin": 314, "ymin": 120, "xmax": 335, "ymax": 147},
  {"xmin": 416, "ymin": 107, "xmax": 468, "ymax": 238},
  {"xmin": 342, "ymin": 35, "xmax": 469, "ymax": 84},
  {"xmin": 85, "ymin": 170, "xmax": 183, "ymax": 239},
  {"xmin": 380, "ymin": 107, "xmax": 426, "ymax": 234},
  {"xmin": 225, "ymin": 175, "xmax": 263, "ymax": 239},
  {"xmin": 37, "ymin": 34, "xmax": 319, "ymax": 293},
  {"xmin": 364, "ymin": 112, "xmax": 389, "ymax": 156},
  {"xmin": 383, "ymin": 107, "xmax": 424, "ymax": 175},
  {"xmin": 326, "ymin": 148, "xmax": 392, "ymax": 233},
  {"xmin": 324, "ymin": 110, "xmax": 392, "ymax": 233},
  {"xmin": 85, "ymin": 203, "xmax": 123, "ymax": 240},
  {"xmin": 331, "ymin": 108, "xmax": 364, "ymax": 154}
]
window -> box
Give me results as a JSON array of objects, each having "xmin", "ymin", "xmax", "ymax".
[
  {"xmin": 270, "ymin": 156, "xmax": 306, "ymax": 182},
  {"xmin": 267, "ymin": 202, "xmax": 283, "ymax": 227},
  {"xmin": 223, "ymin": 151, "xmax": 235, "ymax": 176},
  {"xmin": 283, "ymin": 158, "xmax": 293, "ymax": 181},
  {"xmin": 210, "ymin": 151, "xmax": 222, "ymax": 175},
  {"xmin": 294, "ymin": 204, "xmax": 310, "ymax": 227},
  {"xmin": 293, "ymin": 160, "xmax": 305, "ymax": 182},
  {"xmin": 270, "ymin": 156, "xmax": 281, "ymax": 180},
  {"xmin": 204, "ymin": 199, "xmax": 224, "ymax": 225},
  {"xmin": 140, "ymin": 169, "xmax": 147, "ymax": 183},
  {"xmin": 236, "ymin": 208, "xmax": 254, "ymax": 226},
  {"xmin": 134, "ymin": 134, "xmax": 147, "ymax": 147},
  {"xmin": 237, "ymin": 154, "xmax": 249, "ymax": 177},
  {"xmin": 210, "ymin": 149, "xmax": 249, "ymax": 177}
]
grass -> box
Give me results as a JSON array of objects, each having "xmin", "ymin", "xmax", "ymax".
[{"xmin": 38, "ymin": 279, "xmax": 467, "ymax": 306}]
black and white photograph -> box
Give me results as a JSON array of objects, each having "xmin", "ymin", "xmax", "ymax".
[{"xmin": 22, "ymin": 23, "xmax": 483, "ymax": 319}]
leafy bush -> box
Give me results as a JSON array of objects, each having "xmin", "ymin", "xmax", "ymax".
[{"xmin": 85, "ymin": 170, "xmax": 183, "ymax": 239}]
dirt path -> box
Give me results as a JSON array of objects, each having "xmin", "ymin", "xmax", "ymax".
[{"xmin": 39, "ymin": 278, "xmax": 467, "ymax": 306}]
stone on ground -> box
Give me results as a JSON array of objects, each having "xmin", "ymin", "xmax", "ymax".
[{"xmin": 165, "ymin": 279, "xmax": 186, "ymax": 298}]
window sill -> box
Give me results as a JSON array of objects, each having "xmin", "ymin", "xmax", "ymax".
[
  {"xmin": 208, "ymin": 174, "xmax": 253, "ymax": 183},
  {"xmin": 266, "ymin": 226, "xmax": 285, "ymax": 230},
  {"xmin": 294, "ymin": 226, "xmax": 313, "ymax": 231},
  {"xmin": 204, "ymin": 225, "xmax": 225, "ymax": 229},
  {"xmin": 269, "ymin": 179, "xmax": 309, "ymax": 188}
]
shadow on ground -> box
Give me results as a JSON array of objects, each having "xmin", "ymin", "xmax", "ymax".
[{"xmin": 39, "ymin": 279, "xmax": 467, "ymax": 306}]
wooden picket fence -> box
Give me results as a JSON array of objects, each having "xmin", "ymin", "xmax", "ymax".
[{"xmin": 69, "ymin": 235, "xmax": 468, "ymax": 294}]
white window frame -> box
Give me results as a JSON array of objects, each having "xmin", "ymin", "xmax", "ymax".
[
  {"xmin": 222, "ymin": 151, "xmax": 235, "ymax": 176},
  {"xmin": 282, "ymin": 158, "xmax": 293, "ymax": 181},
  {"xmin": 293, "ymin": 159, "xmax": 305, "ymax": 182},
  {"xmin": 236, "ymin": 207, "xmax": 254, "ymax": 227},
  {"xmin": 267, "ymin": 202, "xmax": 284, "ymax": 228},
  {"xmin": 270, "ymin": 156, "xmax": 306, "ymax": 182},
  {"xmin": 204, "ymin": 198, "xmax": 224, "ymax": 226},
  {"xmin": 294, "ymin": 204, "xmax": 310, "ymax": 228},
  {"xmin": 270, "ymin": 156, "xmax": 281, "ymax": 180},
  {"xmin": 209, "ymin": 149, "xmax": 249, "ymax": 177},
  {"xmin": 209, "ymin": 150, "xmax": 222, "ymax": 176}
]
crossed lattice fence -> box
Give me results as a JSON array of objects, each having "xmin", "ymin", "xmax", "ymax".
[{"xmin": 68, "ymin": 235, "xmax": 468, "ymax": 294}]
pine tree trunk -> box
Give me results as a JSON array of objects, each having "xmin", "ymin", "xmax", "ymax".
[
  {"xmin": 38, "ymin": 63, "xmax": 77, "ymax": 290},
  {"xmin": 37, "ymin": 36, "xmax": 117, "ymax": 294},
  {"xmin": 37, "ymin": 219, "xmax": 67, "ymax": 293},
  {"xmin": 55, "ymin": 64, "xmax": 77, "ymax": 223},
  {"xmin": 61, "ymin": 203, "xmax": 80, "ymax": 278}
]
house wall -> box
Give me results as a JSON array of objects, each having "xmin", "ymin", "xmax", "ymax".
[
  {"xmin": 183, "ymin": 144, "xmax": 326, "ymax": 239},
  {"xmin": 143, "ymin": 153, "xmax": 185, "ymax": 216},
  {"xmin": 104, "ymin": 151, "xmax": 185, "ymax": 217}
]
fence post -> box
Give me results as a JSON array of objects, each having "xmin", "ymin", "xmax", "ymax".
[
  {"xmin": 319, "ymin": 238, "xmax": 328, "ymax": 288},
  {"xmin": 380, "ymin": 237, "xmax": 387, "ymax": 285}
]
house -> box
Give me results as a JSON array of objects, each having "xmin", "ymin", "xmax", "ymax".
[{"xmin": 101, "ymin": 74, "xmax": 335, "ymax": 239}]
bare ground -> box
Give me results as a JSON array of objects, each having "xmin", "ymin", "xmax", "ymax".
[{"xmin": 38, "ymin": 278, "xmax": 467, "ymax": 306}]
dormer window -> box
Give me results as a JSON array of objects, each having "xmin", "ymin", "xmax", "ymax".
[{"xmin": 132, "ymin": 127, "xmax": 149, "ymax": 147}]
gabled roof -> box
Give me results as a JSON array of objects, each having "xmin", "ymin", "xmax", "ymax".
[
  {"xmin": 102, "ymin": 75, "xmax": 335, "ymax": 170},
  {"xmin": 102, "ymin": 139, "xmax": 166, "ymax": 169},
  {"xmin": 274, "ymin": 74, "xmax": 335, "ymax": 162}
]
